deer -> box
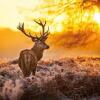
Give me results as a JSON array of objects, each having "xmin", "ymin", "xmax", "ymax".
[{"xmin": 17, "ymin": 20, "xmax": 50, "ymax": 77}]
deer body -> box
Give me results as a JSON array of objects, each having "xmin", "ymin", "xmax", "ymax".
[
  {"xmin": 17, "ymin": 20, "xmax": 50, "ymax": 77},
  {"xmin": 19, "ymin": 49, "xmax": 37, "ymax": 77}
]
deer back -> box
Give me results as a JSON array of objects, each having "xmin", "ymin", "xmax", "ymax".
[{"xmin": 18, "ymin": 49, "xmax": 38, "ymax": 75}]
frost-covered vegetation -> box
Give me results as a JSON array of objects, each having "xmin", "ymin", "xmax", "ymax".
[{"xmin": 0, "ymin": 57, "xmax": 100, "ymax": 100}]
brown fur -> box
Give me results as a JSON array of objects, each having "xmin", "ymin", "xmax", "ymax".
[
  {"xmin": 18, "ymin": 49, "xmax": 37, "ymax": 77},
  {"xmin": 18, "ymin": 43, "xmax": 47, "ymax": 77}
]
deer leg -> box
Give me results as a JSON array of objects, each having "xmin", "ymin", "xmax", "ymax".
[
  {"xmin": 24, "ymin": 72, "xmax": 30, "ymax": 77},
  {"xmin": 23, "ymin": 70, "xmax": 31, "ymax": 77},
  {"xmin": 32, "ymin": 66, "xmax": 36, "ymax": 76}
]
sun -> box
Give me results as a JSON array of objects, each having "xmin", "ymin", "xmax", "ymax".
[{"xmin": 93, "ymin": 12, "xmax": 100, "ymax": 24}]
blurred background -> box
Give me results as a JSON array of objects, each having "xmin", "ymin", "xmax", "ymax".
[{"xmin": 0, "ymin": 0, "xmax": 100, "ymax": 59}]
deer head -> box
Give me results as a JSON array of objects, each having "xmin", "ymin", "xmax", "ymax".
[{"xmin": 17, "ymin": 20, "xmax": 50, "ymax": 50}]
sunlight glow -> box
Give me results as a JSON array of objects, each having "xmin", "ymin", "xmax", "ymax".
[
  {"xmin": 0, "ymin": 0, "xmax": 100, "ymax": 32},
  {"xmin": 93, "ymin": 12, "xmax": 100, "ymax": 24},
  {"xmin": 0, "ymin": 0, "xmax": 100, "ymax": 58}
]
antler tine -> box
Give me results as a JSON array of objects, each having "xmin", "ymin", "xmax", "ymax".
[
  {"xmin": 17, "ymin": 23, "xmax": 22, "ymax": 31},
  {"xmin": 34, "ymin": 19, "xmax": 46, "ymax": 36},
  {"xmin": 43, "ymin": 20, "xmax": 46, "ymax": 26},
  {"xmin": 44, "ymin": 26, "xmax": 50, "ymax": 36},
  {"xmin": 41, "ymin": 26, "xmax": 50, "ymax": 41},
  {"xmin": 17, "ymin": 22, "xmax": 35, "ymax": 38},
  {"xmin": 38, "ymin": 19, "xmax": 46, "ymax": 26},
  {"xmin": 17, "ymin": 23, "xmax": 25, "ymax": 33},
  {"xmin": 34, "ymin": 19, "xmax": 46, "ymax": 27},
  {"xmin": 39, "ymin": 19, "xmax": 43, "ymax": 25},
  {"xmin": 34, "ymin": 20, "xmax": 40, "ymax": 25},
  {"xmin": 35, "ymin": 33, "xmax": 39, "ymax": 39},
  {"xmin": 33, "ymin": 19, "xmax": 50, "ymax": 41}
]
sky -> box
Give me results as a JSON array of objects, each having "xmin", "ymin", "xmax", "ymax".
[{"xmin": 0, "ymin": 0, "xmax": 100, "ymax": 59}]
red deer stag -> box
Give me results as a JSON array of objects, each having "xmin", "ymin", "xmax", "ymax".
[{"xmin": 17, "ymin": 20, "xmax": 50, "ymax": 77}]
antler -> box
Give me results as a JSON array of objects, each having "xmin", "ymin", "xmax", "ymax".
[
  {"xmin": 17, "ymin": 23, "xmax": 35, "ymax": 39},
  {"xmin": 34, "ymin": 19, "xmax": 50, "ymax": 41},
  {"xmin": 17, "ymin": 20, "xmax": 50, "ymax": 42}
]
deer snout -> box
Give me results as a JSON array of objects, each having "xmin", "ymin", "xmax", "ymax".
[
  {"xmin": 46, "ymin": 45, "xmax": 49, "ymax": 49},
  {"xmin": 47, "ymin": 45, "xmax": 49, "ymax": 49}
]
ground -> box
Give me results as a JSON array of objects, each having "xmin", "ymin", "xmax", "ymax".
[{"xmin": 0, "ymin": 57, "xmax": 100, "ymax": 100}]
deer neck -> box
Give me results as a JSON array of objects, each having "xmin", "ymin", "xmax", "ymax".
[{"xmin": 31, "ymin": 46, "xmax": 43, "ymax": 61}]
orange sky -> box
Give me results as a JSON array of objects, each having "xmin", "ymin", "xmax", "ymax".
[{"xmin": 0, "ymin": 0, "xmax": 100, "ymax": 59}]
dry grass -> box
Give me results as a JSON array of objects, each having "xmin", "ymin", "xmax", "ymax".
[{"xmin": 0, "ymin": 57, "xmax": 100, "ymax": 100}]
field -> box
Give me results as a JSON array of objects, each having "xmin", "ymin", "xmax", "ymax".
[{"xmin": 0, "ymin": 57, "xmax": 100, "ymax": 100}]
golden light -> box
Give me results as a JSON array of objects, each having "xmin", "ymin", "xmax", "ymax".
[
  {"xmin": 0, "ymin": 0, "xmax": 100, "ymax": 33},
  {"xmin": 93, "ymin": 12, "xmax": 100, "ymax": 24},
  {"xmin": 0, "ymin": 0, "xmax": 19, "ymax": 29},
  {"xmin": 1, "ymin": 0, "xmax": 100, "ymax": 58}
]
